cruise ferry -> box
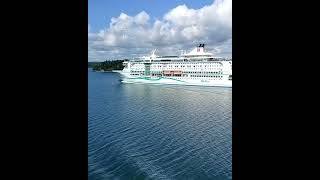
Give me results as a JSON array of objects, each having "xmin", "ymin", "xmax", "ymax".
[{"xmin": 115, "ymin": 44, "xmax": 232, "ymax": 87}]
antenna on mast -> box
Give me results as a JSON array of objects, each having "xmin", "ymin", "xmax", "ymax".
[
  {"xmin": 152, "ymin": 49, "xmax": 156, "ymax": 55},
  {"xmin": 149, "ymin": 49, "xmax": 157, "ymax": 61}
]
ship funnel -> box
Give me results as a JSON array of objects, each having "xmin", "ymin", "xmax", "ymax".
[{"xmin": 198, "ymin": 44, "xmax": 205, "ymax": 52}]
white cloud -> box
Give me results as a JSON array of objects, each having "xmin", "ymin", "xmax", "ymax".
[
  {"xmin": 88, "ymin": 0, "xmax": 232, "ymax": 61},
  {"xmin": 134, "ymin": 11, "xmax": 150, "ymax": 25}
]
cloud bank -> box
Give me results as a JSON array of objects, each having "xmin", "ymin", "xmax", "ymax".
[{"xmin": 88, "ymin": 0, "xmax": 232, "ymax": 61}]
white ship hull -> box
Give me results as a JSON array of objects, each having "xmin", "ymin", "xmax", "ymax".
[
  {"xmin": 122, "ymin": 78, "xmax": 231, "ymax": 87},
  {"xmin": 117, "ymin": 72, "xmax": 231, "ymax": 87}
]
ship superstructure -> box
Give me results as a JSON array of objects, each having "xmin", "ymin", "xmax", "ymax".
[{"xmin": 116, "ymin": 44, "xmax": 232, "ymax": 87}]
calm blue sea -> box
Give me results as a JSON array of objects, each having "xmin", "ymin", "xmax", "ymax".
[{"xmin": 88, "ymin": 69, "xmax": 232, "ymax": 180}]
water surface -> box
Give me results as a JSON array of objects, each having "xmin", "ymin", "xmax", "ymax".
[{"xmin": 88, "ymin": 69, "xmax": 232, "ymax": 180}]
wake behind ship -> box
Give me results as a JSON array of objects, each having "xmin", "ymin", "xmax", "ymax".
[{"xmin": 115, "ymin": 44, "xmax": 232, "ymax": 87}]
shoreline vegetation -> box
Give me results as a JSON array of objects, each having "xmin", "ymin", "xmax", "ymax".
[{"xmin": 88, "ymin": 60, "xmax": 126, "ymax": 72}]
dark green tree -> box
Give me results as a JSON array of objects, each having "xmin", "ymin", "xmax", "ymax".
[{"xmin": 91, "ymin": 60, "xmax": 125, "ymax": 71}]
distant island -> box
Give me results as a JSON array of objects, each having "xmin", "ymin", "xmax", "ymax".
[{"xmin": 89, "ymin": 60, "xmax": 126, "ymax": 71}]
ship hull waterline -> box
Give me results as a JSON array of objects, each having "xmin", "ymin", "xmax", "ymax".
[{"xmin": 120, "ymin": 77, "xmax": 232, "ymax": 88}]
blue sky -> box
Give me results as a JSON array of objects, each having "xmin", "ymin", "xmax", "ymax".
[
  {"xmin": 89, "ymin": 0, "xmax": 214, "ymax": 32},
  {"xmin": 88, "ymin": 0, "xmax": 232, "ymax": 61}
]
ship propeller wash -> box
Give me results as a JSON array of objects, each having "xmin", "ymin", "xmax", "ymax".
[{"xmin": 115, "ymin": 44, "xmax": 232, "ymax": 87}]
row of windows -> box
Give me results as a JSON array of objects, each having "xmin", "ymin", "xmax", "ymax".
[
  {"xmin": 153, "ymin": 65, "xmax": 221, "ymax": 68},
  {"xmin": 131, "ymin": 71, "xmax": 222, "ymax": 74},
  {"xmin": 131, "ymin": 71, "xmax": 144, "ymax": 73},
  {"xmin": 151, "ymin": 73, "xmax": 162, "ymax": 76},
  {"xmin": 171, "ymin": 77, "xmax": 222, "ymax": 81},
  {"xmin": 190, "ymin": 75, "xmax": 222, "ymax": 78},
  {"xmin": 130, "ymin": 74, "xmax": 224, "ymax": 81},
  {"xmin": 132, "ymin": 66, "xmax": 222, "ymax": 70},
  {"xmin": 132, "ymin": 69, "xmax": 222, "ymax": 72},
  {"xmin": 164, "ymin": 74, "xmax": 182, "ymax": 77},
  {"xmin": 151, "ymin": 68, "xmax": 221, "ymax": 70},
  {"xmin": 185, "ymin": 71, "xmax": 222, "ymax": 74},
  {"xmin": 150, "ymin": 61, "xmax": 222, "ymax": 65},
  {"xmin": 189, "ymin": 78, "xmax": 222, "ymax": 80},
  {"xmin": 130, "ymin": 73, "xmax": 223, "ymax": 79}
]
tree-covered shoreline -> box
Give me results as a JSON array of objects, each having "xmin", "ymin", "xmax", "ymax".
[{"xmin": 89, "ymin": 60, "xmax": 126, "ymax": 71}]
